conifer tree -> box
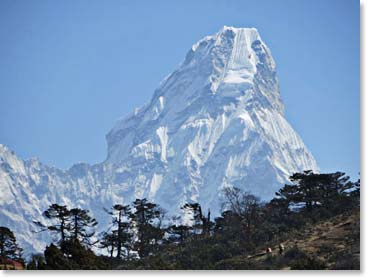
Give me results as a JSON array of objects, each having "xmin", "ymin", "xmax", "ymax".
[
  {"xmin": 69, "ymin": 208, "xmax": 98, "ymax": 247},
  {"xmin": 104, "ymin": 204, "xmax": 133, "ymax": 259},
  {"xmin": 130, "ymin": 198, "xmax": 164, "ymax": 258},
  {"xmin": 44, "ymin": 243, "xmax": 72, "ymax": 270},
  {"xmin": 99, "ymin": 231, "xmax": 117, "ymax": 258},
  {"xmin": 0, "ymin": 226, "xmax": 23, "ymax": 261},
  {"xmin": 34, "ymin": 204, "xmax": 71, "ymax": 245},
  {"xmin": 288, "ymin": 171, "xmax": 355, "ymax": 212}
]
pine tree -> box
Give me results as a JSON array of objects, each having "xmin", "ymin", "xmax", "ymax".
[
  {"xmin": 275, "ymin": 184, "xmax": 301, "ymax": 209},
  {"xmin": 130, "ymin": 198, "xmax": 164, "ymax": 258},
  {"xmin": 288, "ymin": 171, "xmax": 355, "ymax": 212},
  {"xmin": 33, "ymin": 204, "xmax": 71, "ymax": 245},
  {"xmin": 99, "ymin": 231, "xmax": 117, "ymax": 258},
  {"xmin": 104, "ymin": 204, "xmax": 133, "ymax": 259},
  {"xmin": 0, "ymin": 226, "xmax": 23, "ymax": 262},
  {"xmin": 44, "ymin": 243, "xmax": 73, "ymax": 269},
  {"xmin": 68, "ymin": 208, "xmax": 98, "ymax": 247}
]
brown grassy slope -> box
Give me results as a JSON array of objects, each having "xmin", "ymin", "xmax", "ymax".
[{"xmin": 250, "ymin": 209, "xmax": 360, "ymax": 269}]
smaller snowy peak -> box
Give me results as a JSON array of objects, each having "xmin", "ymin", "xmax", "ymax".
[
  {"xmin": 0, "ymin": 144, "xmax": 36, "ymax": 164},
  {"xmin": 0, "ymin": 144, "xmax": 26, "ymax": 173},
  {"xmin": 24, "ymin": 157, "xmax": 41, "ymax": 169},
  {"xmin": 0, "ymin": 144, "xmax": 10, "ymax": 155}
]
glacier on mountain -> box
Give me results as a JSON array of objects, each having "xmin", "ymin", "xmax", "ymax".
[{"xmin": 0, "ymin": 26, "xmax": 318, "ymax": 255}]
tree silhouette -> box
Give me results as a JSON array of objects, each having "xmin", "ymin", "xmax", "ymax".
[
  {"xmin": 103, "ymin": 204, "xmax": 133, "ymax": 259},
  {"xmin": 33, "ymin": 204, "xmax": 71, "ymax": 245},
  {"xmin": 69, "ymin": 208, "xmax": 98, "ymax": 247},
  {"xmin": 130, "ymin": 198, "xmax": 164, "ymax": 258},
  {"xmin": 0, "ymin": 227, "xmax": 23, "ymax": 262}
]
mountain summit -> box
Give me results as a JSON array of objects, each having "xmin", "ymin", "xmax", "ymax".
[
  {"xmin": 106, "ymin": 26, "xmax": 316, "ymax": 202},
  {"xmin": 0, "ymin": 27, "xmax": 317, "ymax": 255},
  {"xmin": 107, "ymin": 27, "xmax": 283, "ymax": 163}
]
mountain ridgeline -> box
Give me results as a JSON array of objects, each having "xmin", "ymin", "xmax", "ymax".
[{"xmin": 0, "ymin": 26, "xmax": 317, "ymax": 255}]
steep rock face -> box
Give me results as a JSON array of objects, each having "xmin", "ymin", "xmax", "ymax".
[{"xmin": 0, "ymin": 27, "xmax": 317, "ymax": 255}]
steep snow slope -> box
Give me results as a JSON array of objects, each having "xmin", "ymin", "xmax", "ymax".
[
  {"xmin": 0, "ymin": 26, "xmax": 317, "ymax": 255},
  {"xmin": 105, "ymin": 26, "xmax": 316, "ymax": 206}
]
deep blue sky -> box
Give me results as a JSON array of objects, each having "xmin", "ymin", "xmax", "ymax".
[{"xmin": 0, "ymin": 0, "xmax": 359, "ymax": 180}]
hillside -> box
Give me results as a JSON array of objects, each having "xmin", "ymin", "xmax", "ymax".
[
  {"xmin": 115, "ymin": 209, "xmax": 360, "ymax": 270},
  {"xmin": 3, "ymin": 171, "xmax": 357, "ymax": 270},
  {"xmin": 242, "ymin": 208, "xmax": 360, "ymax": 270}
]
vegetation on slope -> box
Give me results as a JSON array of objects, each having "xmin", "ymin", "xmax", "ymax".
[{"xmin": 0, "ymin": 170, "xmax": 360, "ymax": 270}]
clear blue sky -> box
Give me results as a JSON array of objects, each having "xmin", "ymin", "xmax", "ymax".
[{"xmin": 0, "ymin": 0, "xmax": 359, "ymax": 180}]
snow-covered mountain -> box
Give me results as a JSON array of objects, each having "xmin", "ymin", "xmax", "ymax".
[{"xmin": 0, "ymin": 26, "xmax": 317, "ymax": 255}]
